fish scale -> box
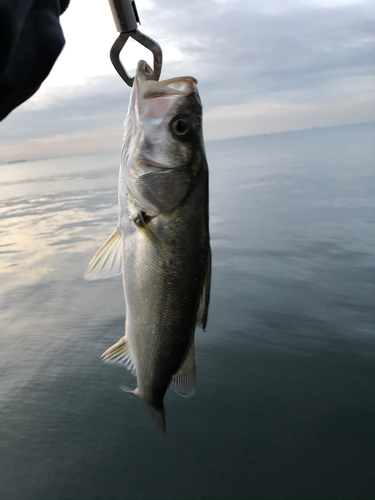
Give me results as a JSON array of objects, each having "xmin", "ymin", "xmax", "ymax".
[{"xmin": 85, "ymin": 61, "xmax": 211, "ymax": 430}]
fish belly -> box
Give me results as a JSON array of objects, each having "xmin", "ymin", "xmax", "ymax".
[{"xmin": 121, "ymin": 201, "xmax": 207, "ymax": 408}]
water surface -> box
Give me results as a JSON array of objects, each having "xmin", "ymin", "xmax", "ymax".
[{"xmin": 1, "ymin": 122, "xmax": 375, "ymax": 499}]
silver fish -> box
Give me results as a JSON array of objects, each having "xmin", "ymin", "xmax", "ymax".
[{"xmin": 85, "ymin": 61, "xmax": 211, "ymax": 430}]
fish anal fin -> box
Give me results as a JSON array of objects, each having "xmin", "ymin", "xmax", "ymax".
[
  {"xmin": 84, "ymin": 228, "xmax": 123, "ymax": 281},
  {"xmin": 170, "ymin": 340, "xmax": 196, "ymax": 398},
  {"xmin": 101, "ymin": 337, "xmax": 136, "ymax": 375},
  {"xmin": 197, "ymin": 245, "xmax": 211, "ymax": 330}
]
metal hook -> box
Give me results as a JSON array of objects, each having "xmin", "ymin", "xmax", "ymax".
[
  {"xmin": 108, "ymin": 0, "xmax": 163, "ymax": 87},
  {"xmin": 110, "ymin": 31, "xmax": 162, "ymax": 87}
]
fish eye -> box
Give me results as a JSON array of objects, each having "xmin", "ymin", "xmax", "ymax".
[{"xmin": 171, "ymin": 118, "xmax": 191, "ymax": 137}]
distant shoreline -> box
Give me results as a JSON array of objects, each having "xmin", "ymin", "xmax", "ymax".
[
  {"xmin": 1, "ymin": 120, "xmax": 374, "ymax": 165},
  {"xmin": 7, "ymin": 159, "xmax": 27, "ymax": 164}
]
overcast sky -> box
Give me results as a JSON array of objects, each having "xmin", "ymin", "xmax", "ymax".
[{"xmin": 1, "ymin": 0, "xmax": 374, "ymax": 161}]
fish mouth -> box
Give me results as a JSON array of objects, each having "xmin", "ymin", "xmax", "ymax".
[
  {"xmin": 135, "ymin": 60, "xmax": 154, "ymax": 83},
  {"xmin": 135, "ymin": 59, "xmax": 197, "ymax": 93},
  {"xmin": 134, "ymin": 60, "xmax": 197, "ymax": 120}
]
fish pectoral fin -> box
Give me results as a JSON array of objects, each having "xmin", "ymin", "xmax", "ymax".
[
  {"xmin": 196, "ymin": 245, "xmax": 212, "ymax": 331},
  {"xmin": 101, "ymin": 337, "xmax": 136, "ymax": 375},
  {"xmin": 170, "ymin": 340, "xmax": 196, "ymax": 398},
  {"xmin": 84, "ymin": 228, "xmax": 123, "ymax": 281}
]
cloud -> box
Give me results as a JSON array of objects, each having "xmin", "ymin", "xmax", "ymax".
[
  {"xmin": 150, "ymin": 0, "xmax": 375, "ymax": 104},
  {"xmin": 1, "ymin": 76, "xmax": 130, "ymax": 142},
  {"xmin": 0, "ymin": 0, "xmax": 374, "ymax": 160}
]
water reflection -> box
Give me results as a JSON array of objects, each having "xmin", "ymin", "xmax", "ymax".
[{"xmin": 1, "ymin": 123, "xmax": 375, "ymax": 499}]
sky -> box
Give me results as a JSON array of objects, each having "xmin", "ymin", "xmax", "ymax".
[{"xmin": 0, "ymin": 0, "xmax": 374, "ymax": 161}]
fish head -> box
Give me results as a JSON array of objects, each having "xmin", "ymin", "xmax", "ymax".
[{"xmin": 121, "ymin": 60, "xmax": 206, "ymax": 215}]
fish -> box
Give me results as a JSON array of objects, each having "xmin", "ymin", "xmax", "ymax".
[{"xmin": 85, "ymin": 60, "xmax": 211, "ymax": 431}]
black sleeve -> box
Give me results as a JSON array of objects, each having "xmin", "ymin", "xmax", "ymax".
[{"xmin": 0, "ymin": 0, "xmax": 70, "ymax": 121}]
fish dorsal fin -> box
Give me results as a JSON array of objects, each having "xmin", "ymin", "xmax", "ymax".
[
  {"xmin": 170, "ymin": 340, "xmax": 196, "ymax": 398},
  {"xmin": 196, "ymin": 246, "xmax": 212, "ymax": 331},
  {"xmin": 84, "ymin": 228, "xmax": 122, "ymax": 281},
  {"xmin": 101, "ymin": 337, "xmax": 136, "ymax": 375}
]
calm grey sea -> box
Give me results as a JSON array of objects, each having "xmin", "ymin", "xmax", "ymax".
[{"xmin": 1, "ymin": 122, "xmax": 375, "ymax": 499}]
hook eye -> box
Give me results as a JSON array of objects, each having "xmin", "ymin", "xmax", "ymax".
[{"xmin": 110, "ymin": 30, "xmax": 163, "ymax": 87}]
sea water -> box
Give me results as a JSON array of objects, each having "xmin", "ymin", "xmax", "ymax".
[{"xmin": 1, "ymin": 122, "xmax": 375, "ymax": 499}]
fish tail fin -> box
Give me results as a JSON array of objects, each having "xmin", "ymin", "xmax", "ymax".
[
  {"xmin": 120, "ymin": 387, "xmax": 166, "ymax": 432},
  {"xmin": 147, "ymin": 404, "xmax": 166, "ymax": 433}
]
